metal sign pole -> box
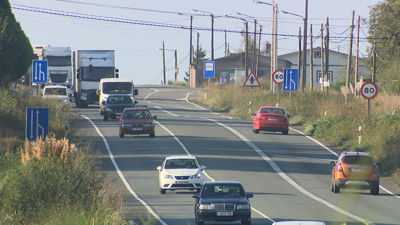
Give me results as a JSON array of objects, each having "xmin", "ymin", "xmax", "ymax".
[{"xmin": 368, "ymin": 99, "xmax": 370, "ymax": 119}]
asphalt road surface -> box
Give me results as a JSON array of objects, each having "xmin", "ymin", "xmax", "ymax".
[{"xmin": 73, "ymin": 85, "xmax": 400, "ymax": 225}]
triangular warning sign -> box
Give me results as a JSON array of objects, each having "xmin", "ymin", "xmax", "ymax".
[{"xmin": 243, "ymin": 71, "xmax": 261, "ymax": 87}]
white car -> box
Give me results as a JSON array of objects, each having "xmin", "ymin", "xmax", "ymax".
[
  {"xmin": 42, "ymin": 85, "xmax": 70, "ymax": 105},
  {"xmin": 157, "ymin": 155, "xmax": 206, "ymax": 194}
]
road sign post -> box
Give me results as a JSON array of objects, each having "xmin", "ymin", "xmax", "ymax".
[
  {"xmin": 243, "ymin": 71, "xmax": 261, "ymax": 105},
  {"xmin": 26, "ymin": 107, "xmax": 49, "ymax": 141},
  {"xmin": 360, "ymin": 81, "xmax": 378, "ymax": 118}
]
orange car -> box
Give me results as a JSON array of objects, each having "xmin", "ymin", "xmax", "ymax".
[
  {"xmin": 330, "ymin": 151, "xmax": 380, "ymax": 195},
  {"xmin": 252, "ymin": 106, "xmax": 290, "ymax": 135}
]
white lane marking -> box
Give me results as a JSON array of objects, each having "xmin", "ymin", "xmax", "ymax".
[
  {"xmin": 154, "ymin": 106, "xmax": 179, "ymax": 117},
  {"xmin": 203, "ymin": 117, "xmax": 372, "ymax": 224},
  {"xmin": 274, "ymin": 155, "xmax": 335, "ymax": 161},
  {"xmin": 144, "ymin": 89, "xmax": 158, "ymax": 101},
  {"xmin": 289, "ymin": 127, "xmax": 400, "ymax": 199},
  {"xmin": 154, "ymin": 120, "xmax": 275, "ymax": 223},
  {"xmin": 80, "ymin": 115, "xmax": 167, "ymax": 225}
]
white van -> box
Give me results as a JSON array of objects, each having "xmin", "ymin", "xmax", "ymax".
[{"xmin": 97, "ymin": 78, "xmax": 138, "ymax": 115}]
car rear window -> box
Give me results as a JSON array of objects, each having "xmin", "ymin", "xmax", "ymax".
[
  {"xmin": 107, "ymin": 96, "xmax": 132, "ymax": 104},
  {"xmin": 165, "ymin": 159, "xmax": 198, "ymax": 169},
  {"xmin": 202, "ymin": 184, "xmax": 245, "ymax": 197},
  {"xmin": 122, "ymin": 110, "xmax": 151, "ymax": 119},
  {"xmin": 342, "ymin": 156, "xmax": 373, "ymax": 165},
  {"xmin": 261, "ymin": 108, "xmax": 284, "ymax": 114}
]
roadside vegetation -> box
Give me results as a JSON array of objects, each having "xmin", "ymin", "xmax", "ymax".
[
  {"xmin": 0, "ymin": 86, "xmax": 131, "ymax": 225},
  {"xmin": 194, "ymin": 80, "xmax": 400, "ymax": 186}
]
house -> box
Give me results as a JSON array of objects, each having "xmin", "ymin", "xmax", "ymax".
[
  {"xmin": 278, "ymin": 47, "xmax": 371, "ymax": 89},
  {"xmin": 190, "ymin": 53, "xmax": 292, "ymax": 87}
]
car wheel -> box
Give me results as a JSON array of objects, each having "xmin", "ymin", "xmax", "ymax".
[
  {"xmin": 370, "ymin": 184, "xmax": 379, "ymax": 195},
  {"xmin": 119, "ymin": 130, "xmax": 124, "ymax": 138},
  {"xmin": 330, "ymin": 179, "xmax": 334, "ymax": 192},
  {"xmin": 104, "ymin": 114, "xmax": 108, "ymax": 121},
  {"xmin": 159, "ymin": 188, "xmax": 166, "ymax": 194},
  {"xmin": 100, "ymin": 109, "xmax": 104, "ymax": 115},
  {"xmin": 333, "ymin": 179, "xmax": 340, "ymax": 193},
  {"xmin": 242, "ymin": 220, "xmax": 251, "ymax": 225},
  {"xmin": 196, "ymin": 188, "xmax": 201, "ymax": 193},
  {"xmin": 282, "ymin": 130, "xmax": 289, "ymax": 135},
  {"xmin": 195, "ymin": 214, "xmax": 204, "ymax": 225},
  {"xmin": 150, "ymin": 132, "xmax": 155, "ymax": 138},
  {"xmin": 254, "ymin": 129, "xmax": 259, "ymax": 134}
]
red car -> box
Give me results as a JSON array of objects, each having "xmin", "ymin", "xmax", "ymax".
[
  {"xmin": 252, "ymin": 106, "xmax": 290, "ymax": 135},
  {"xmin": 118, "ymin": 107, "xmax": 157, "ymax": 138}
]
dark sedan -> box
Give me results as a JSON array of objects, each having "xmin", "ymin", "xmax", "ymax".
[
  {"xmin": 193, "ymin": 181, "xmax": 253, "ymax": 225},
  {"xmin": 100, "ymin": 94, "xmax": 137, "ymax": 121}
]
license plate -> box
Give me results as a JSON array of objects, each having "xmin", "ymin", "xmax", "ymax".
[
  {"xmin": 268, "ymin": 118, "xmax": 278, "ymax": 121},
  {"xmin": 351, "ymin": 168, "xmax": 365, "ymax": 172},
  {"xmin": 217, "ymin": 212, "xmax": 233, "ymax": 216},
  {"xmin": 132, "ymin": 127, "xmax": 143, "ymax": 131},
  {"xmin": 176, "ymin": 180, "xmax": 189, "ymax": 184}
]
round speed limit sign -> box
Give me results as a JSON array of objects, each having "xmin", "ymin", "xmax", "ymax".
[
  {"xmin": 360, "ymin": 81, "xmax": 378, "ymax": 99},
  {"xmin": 272, "ymin": 70, "xmax": 284, "ymax": 84}
]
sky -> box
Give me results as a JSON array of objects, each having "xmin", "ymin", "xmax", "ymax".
[{"xmin": 10, "ymin": 0, "xmax": 380, "ymax": 85}]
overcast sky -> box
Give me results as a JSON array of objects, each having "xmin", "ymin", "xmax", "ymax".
[{"xmin": 11, "ymin": 0, "xmax": 380, "ymax": 85}]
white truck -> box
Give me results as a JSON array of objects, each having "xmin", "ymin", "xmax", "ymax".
[
  {"xmin": 97, "ymin": 78, "xmax": 138, "ymax": 115},
  {"xmin": 73, "ymin": 50, "xmax": 118, "ymax": 108},
  {"xmin": 43, "ymin": 46, "xmax": 73, "ymax": 89}
]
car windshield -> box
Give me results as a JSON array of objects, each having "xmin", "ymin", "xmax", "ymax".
[
  {"xmin": 122, "ymin": 110, "xmax": 151, "ymax": 119},
  {"xmin": 261, "ymin": 108, "xmax": 284, "ymax": 114},
  {"xmin": 202, "ymin": 184, "xmax": 245, "ymax": 198},
  {"xmin": 342, "ymin": 156, "xmax": 373, "ymax": 165},
  {"xmin": 44, "ymin": 88, "xmax": 67, "ymax": 95},
  {"xmin": 103, "ymin": 82, "xmax": 132, "ymax": 94},
  {"xmin": 107, "ymin": 96, "xmax": 132, "ymax": 104},
  {"xmin": 164, "ymin": 159, "xmax": 198, "ymax": 169}
]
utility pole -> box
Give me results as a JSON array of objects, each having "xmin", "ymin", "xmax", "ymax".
[
  {"xmin": 245, "ymin": 21, "xmax": 249, "ymax": 78},
  {"xmin": 271, "ymin": 2, "xmax": 278, "ymax": 93},
  {"xmin": 298, "ymin": 27, "xmax": 302, "ymax": 76},
  {"xmin": 211, "ymin": 14, "xmax": 214, "ymax": 61},
  {"xmin": 346, "ymin": 11, "xmax": 355, "ymax": 89},
  {"xmin": 310, "ymin": 24, "xmax": 313, "ymax": 91},
  {"xmin": 256, "ymin": 25, "xmax": 262, "ymax": 78},
  {"xmin": 302, "ymin": 0, "xmax": 309, "ymax": 91},
  {"xmin": 253, "ymin": 19, "xmax": 257, "ymax": 73},
  {"xmin": 162, "ymin": 41, "xmax": 166, "ymax": 85},
  {"xmin": 225, "ymin": 30, "xmax": 227, "ymax": 55},
  {"xmin": 189, "ymin": 16, "xmax": 193, "ymax": 86},
  {"xmin": 197, "ymin": 32, "xmax": 200, "ymax": 64},
  {"xmin": 373, "ymin": 40, "xmax": 376, "ymax": 83},
  {"xmin": 320, "ymin": 23, "xmax": 324, "ymax": 91},
  {"xmin": 174, "ymin": 50, "xmax": 178, "ymax": 82},
  {"xmin": 325, "ymin": 17, "xmax": 330, "ymax": 93},
  {"xmin": 354, "ymin": 15, "xmax": 360, "ymax": 97}
]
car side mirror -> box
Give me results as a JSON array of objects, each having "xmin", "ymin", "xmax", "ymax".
[
  {"xmin": 134, "ymin": 100, "xmax": 138, "ymax": 105},
  {"xmin": 330, "ymin": 161, "xmax": 336, "ymax": 166},
  {"xmin": 246, "ymin": 193, "xmax": 253, "ymax": 198},
  {"xmin": 157, "ymin": 166, "xmax": 162, "ymax": 171},
  {"xmin": 153, "ymin": 116, "xmax": 157, "ymax": 119},
  {"xmin": 376, "ymin": 163, "xmax": 381, "ymax": 167},
  {"xmin": 251, "ymin": 113, "xmax": 256, "ymax": 116},
  {"xmin": 101, "ymin": 101, "xmax": 105, "ymax": 105},
  {"xmin": 192, "ymin": 194, "xmax": 200, "ymax": 198},
  {"xmin": 201, "ymin": 165, "xmax": 206, "ymax": 170},
  {"xmin": 134, "ymin": 89, "xmax": 139, "ymax": 95},
  {"xmin": 287, "ymin": 115, "xmax": 291, "ymax": 118}
]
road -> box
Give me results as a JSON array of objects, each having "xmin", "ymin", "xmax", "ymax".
[{"xmin": 72, "ymin": 85, "xmax": 400, "ymax": 225}]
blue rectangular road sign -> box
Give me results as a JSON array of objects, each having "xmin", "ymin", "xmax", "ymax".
[
  {"xmin": 283, "ymin": 68, "xmax": 299, "ymax": 91},
  {"xmin": 204, "ymin": 61, "xmax": 215, "ymax": 78},
  {"xmin": 32, "ymin": 60, "xmax": 48, "ymax": 83},
  {"xmin": 26, "ymin": 108, "xmax": 49, "ymax": 141}
]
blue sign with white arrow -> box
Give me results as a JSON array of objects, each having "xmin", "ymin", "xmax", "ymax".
[
  {"xmin": 26, "ymin": 107, "xmax": 49, "ymax": 141},
  {"xmin": 32, "ymin": 60, "xmax": 48, "ymax": 83},
  {"xmin": 283, "ymin": 68, "xmax": 299, "ymax": 92}
]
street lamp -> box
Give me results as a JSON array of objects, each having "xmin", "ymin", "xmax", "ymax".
[
  {"xmin": 281, "ymin": 5, "xmax": 308, "ymax": 91},
  {"xmin": 192, "ymin": 9, "xmax": 214, "ymax": 61},
  {"xmin": 159, "ymin": 44, "xmax": 178, "ymax": 84}
]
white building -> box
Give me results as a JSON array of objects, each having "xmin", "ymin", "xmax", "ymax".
[{"xmin": 278, "ymin": 47, "xmax": 371, "ymax": 89}]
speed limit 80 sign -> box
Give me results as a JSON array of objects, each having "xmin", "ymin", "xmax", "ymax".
[{"xmin": 360, "ymin": 81, "xmax": 378, "ymax": 99}]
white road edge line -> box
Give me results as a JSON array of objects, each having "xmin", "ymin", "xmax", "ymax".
[
  {"xmin": 203, "ymin": 117, "xmax": 372, "ymax": 224},
  {"xmin": 81, "ymin": 115, "xmax": 168, "ymax": 225}
]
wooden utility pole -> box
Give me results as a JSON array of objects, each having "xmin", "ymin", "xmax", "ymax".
[
  {"xmin": 211, "ymin": 15, "xmax": 214, "ymax": 61},
  {"xmin": 225, "ymin": 30, "xmax": 227, "ymax": 55},
  {"xmin": 162, "ymin": 41, "xmax": 166, "ymax": 85},
  {"xmin": 252, "ymin": 20, "xmax": 257, "ymax": 73},
  {"xmin": 321, "ymin": 23, "xmax": 324, "ymax": 91},
  {"xmin": 256, "ymin": 25, "xmax": 262, "ymax": 78},
  {"xmin": 245, "ymin": 21, "xmax": 249, "ymax": 78},
  {"xmin": 196, "ymin": 33, "xmax": 200, "ymax": 64},
  {"xmin": 354, "ymin": 15, "xmax": 360, "ymax": 97},
  {"xmin": 302, "ymin": 0, "xmax": 309, "ymax": 91},
  {"xmin": 190, "ymin": 16, "xmax": 193, "ymax": 66},
  {"xmin": 310, "ymin": 24, "xmax": 313, "ymax": 91},
  {"xmin": 373, "ymin": 40, "xmax": 376, "ymax": 83},
  {"xmin": 325, "ymin": 17, "xmax": 329, "ymax": 93},
  {"xmin": 174, "ymin": 50, "xmax": 177, "ymax": 82},
  {"xmin": 346, "ymin": 11, "xmax": 355, "ymax": 89},
  {"xmin": 298, "ymin": 27, "xmax": 302, "ymax": 75}
]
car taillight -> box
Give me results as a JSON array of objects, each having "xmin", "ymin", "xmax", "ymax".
[
  {"xmin": 372, "ymin": 165, "xmax": 378, "ymax": 173},
  {"xmin": 258, "ymin": 116, "xmax": 263, "ymax": 120},
  {"xmin": 337, "ymin": 164, "xmax": 343, "ymax": 172}
]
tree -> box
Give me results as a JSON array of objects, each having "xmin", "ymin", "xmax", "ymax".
[
  {"xmin": 0, "ymin": 0, "xmax": 34, "ymax": 87},
  {"xmin": 184, "ymin": 45, "xmax": 208, "ymax": 82}
]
